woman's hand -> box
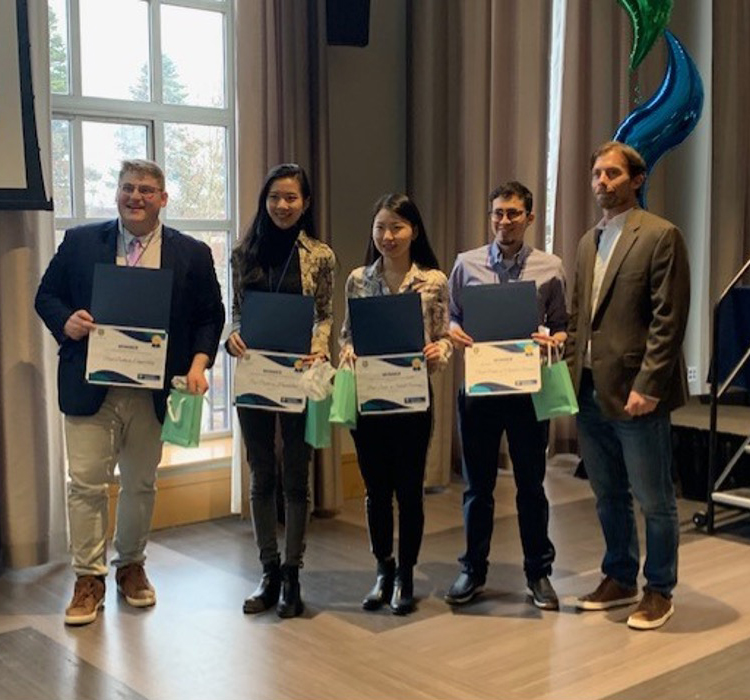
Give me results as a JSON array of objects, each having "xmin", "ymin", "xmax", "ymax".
[
  {"xmin": 338, "ymin": 346, "xmax": 357, "ymax": 369},
  {"xmin": 423, "ymin": 342, "xmax": 443, "ymax": 372},
  {"xmin": 226, "ymin": 331, "xmax": 247, "ymax": 358},
  {"xmin": 302, "ymin": 352, "xmax": 327, "ymax": 367}
]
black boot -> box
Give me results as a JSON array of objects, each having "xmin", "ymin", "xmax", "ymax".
[
  {"xmin": 243, "ymin": 561, "xmax": 281, "ymax": 614},
  {"xmin": 390, "ymin": 566, "xmax": 415, "ymax": 616},
  {"xmin": 362, "ymin": 558, "xmax": 396, "ymax": 611},
  {"xmin": 277, "ymin": 564, "xmax": 304, "ymax": 618}
]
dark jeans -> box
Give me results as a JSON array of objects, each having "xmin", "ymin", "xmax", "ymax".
[
  {"xmin": 351, "ymin": 405, "xmax": 433, "ymax": 570},
  {"xmin": 576, "ymin": 370, "xmax": 678, "ymax": 595},
  {"xmin": 238, "ymin": 408, "xmax": 311, "ymax": 568},
  {"xmin": 457, "ymin": 389, "xmax": 555, "ymax": 581}
]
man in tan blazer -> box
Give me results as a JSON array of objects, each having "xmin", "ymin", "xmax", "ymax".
[{"xmin": 566, "ymin": 141, "xmax": 690, "ymax": 630}]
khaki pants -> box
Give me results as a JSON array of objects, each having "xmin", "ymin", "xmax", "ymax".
[{"xmin": 65, "ymin": 388, "xmax": 163, "ymax": 576}]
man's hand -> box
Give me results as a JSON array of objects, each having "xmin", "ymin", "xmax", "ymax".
[
  {"xmin": 624, "ymin": 390, "xmax": 658, "ymax": 417},
  {"xmin": 64, "ymin": 309, "xmax": 95, "ymax": 340},
  {"xmin": 226, "ymin": 331, "xmax": 247, "ymax": 358},
  {"xmin": 449, "ymin": 325, "xmax": 474, "ymax": 349},
  {"xmin": 186, "ymin": 353, "xmax": 210, "ymax": 394},
  {"xmin": 531, "ymin": 331, "xmax": 567, "ymax": 348}
]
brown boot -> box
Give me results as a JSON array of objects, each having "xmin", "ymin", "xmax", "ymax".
[
  {"xmin": 64, "ymin": 575, "xmax": 105, "ymax": 626},
  {"xmin": 116, "ymin": 563, "xmax": 156, "ymax": 608}
]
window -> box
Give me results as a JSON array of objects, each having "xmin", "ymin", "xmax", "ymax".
[{"xmin": 48, "ymin": 0, "xmax": 235, "ymax": 435}]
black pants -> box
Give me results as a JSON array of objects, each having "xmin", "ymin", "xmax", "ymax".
[
  {"xmin": 351, "ymin": 405, "xmax": 433, "ymax": 570},
  {"xmin": 457, "ymin": 389, "xmax": 555, "ymax": 581},
  {"xmin": 237, "ymin": 409, "xmax": 311, "ymax": 568}
]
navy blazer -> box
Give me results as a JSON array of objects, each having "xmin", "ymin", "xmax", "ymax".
[{"xmin": 35, "ymin": 220, "xmax": 225, "ymax": 422}]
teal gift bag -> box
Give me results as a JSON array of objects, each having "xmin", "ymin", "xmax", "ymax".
[
  {"xmin": 161, "ymin": 389, "xmax": 204, "ymax": 447},
  {"xmin": 329, "ymin": 368, "xmax": 357, "ymax": 429},
  {"xmin": 531, "ymin": 347, "xmax": 579, "ymax": 421},
  {"xmin": 305, "ymin": 396, "xmax": 332, "ymax": 448}
]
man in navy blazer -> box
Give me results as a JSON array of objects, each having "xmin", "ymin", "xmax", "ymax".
[{"xmin": 36, "ymin": 159, "xmax": 225, "ymax": 625}]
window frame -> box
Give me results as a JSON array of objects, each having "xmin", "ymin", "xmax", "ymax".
[{"xmin": 50, "ymin": 0, "xmax": 236, "ymax": 438}]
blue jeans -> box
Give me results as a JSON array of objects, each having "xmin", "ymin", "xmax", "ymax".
[{"xmin": 576, "ymin": 370, "xmax": 678, "ymax": 595}]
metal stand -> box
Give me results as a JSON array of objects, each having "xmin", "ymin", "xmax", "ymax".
[{"xmin": 693, "ymin": 259, "xmax": 750, "ymax": 532}]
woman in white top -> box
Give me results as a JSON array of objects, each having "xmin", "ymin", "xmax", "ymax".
[{"xmin": 339, "ymin": 193, "xmax": 452, "ymax": 615}]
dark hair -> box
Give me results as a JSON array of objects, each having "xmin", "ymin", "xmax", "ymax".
[
  {"xmin": 488, "ymin": 181, "xmax": 533, "ymax": 213},
  {"xmin": 364, "ymin": 193, "xmax": 440, "ymax": 270},
  {"xmin": 232, "ymin": 163, "xmax": 315, "ymax": 281},
  {"xmin": 590, "ymin": 140, "xmax": 647, "ymax": 179}
]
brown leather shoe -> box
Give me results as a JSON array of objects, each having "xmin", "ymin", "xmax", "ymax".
[
  {"xmin": 627, "ymin": 589, "xmax": 674, "ymax": 630},
  {"xmin": 116, "ymin": 563, "xmax": 156, "ymax": 608},
  {"xmin": 576, "ymin": 576, "xmax": 639, "ymax": 610},
  {"xmin": 65, "ymin": 575, "xmax": 105, "ymax": 626}
]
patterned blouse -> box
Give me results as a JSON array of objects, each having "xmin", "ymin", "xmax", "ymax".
[
  {"xmin": 231, "ymin": 231, "xmax": 336, "ymax": 356},
  {"xmin": 339, "ymin": 259, "xmax": 453, "ymax": 371}
]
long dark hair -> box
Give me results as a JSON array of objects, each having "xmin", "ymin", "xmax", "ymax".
[
  {"xmin": 364, "ymin": 193, "xmax": 440, "ymax": 269},
  {"xmin": 232, "ymin": 164, "xmax": 316, "ymax": 282}
]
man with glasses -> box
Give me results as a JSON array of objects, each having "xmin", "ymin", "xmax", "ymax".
[
  {"xmin": 445, "ymin": 181, "xmax": 567, "ymax": 610},
  {"xmin": 567, "ymin": 142, "xmax": 690, "ymax": 629},
  {"xmin": 35, "ymin": 159, "xmax": 225, "ymax": 625}
]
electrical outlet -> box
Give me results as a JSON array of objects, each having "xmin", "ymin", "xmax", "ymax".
[{"xmin": 687, "ymin": 366, "xmax": 698, "ymax": 383}]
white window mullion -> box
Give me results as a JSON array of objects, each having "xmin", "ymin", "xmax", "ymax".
[
  {"xmin": 67, "ymin": 0, "xmax": 81, "ymax": 97},
  {"xmin": 151, "ymin": 0, "xmax": 163, "ymax": 107},
  {"xmin": 70, "ymin": 116, "xmax": 85, "ymax": 219}
]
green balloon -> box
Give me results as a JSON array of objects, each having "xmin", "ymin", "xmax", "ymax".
[{"xmin": 618, "ymin": 0, "xmax": 673, "ymax": 71}]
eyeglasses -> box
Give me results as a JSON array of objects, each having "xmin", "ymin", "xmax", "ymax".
[
  {"xmin": 489, "ymin": 208, "xmax": 526, "ymax": 222},
  {"xmin": 119, "ymin": 183, "xmax": 162, "ymax": 197}
]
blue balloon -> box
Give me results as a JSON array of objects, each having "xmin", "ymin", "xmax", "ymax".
[{"xmin": 614, "ymin": 30, "xmax": 704, "ymax": 207}]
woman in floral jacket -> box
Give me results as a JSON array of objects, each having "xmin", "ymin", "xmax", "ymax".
[{"xmin": 227, "ymin": 164, "xmax": 335, "ymax": 619}]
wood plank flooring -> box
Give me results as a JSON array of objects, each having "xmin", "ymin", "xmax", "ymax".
[{"xmin": 1, "ymin": 464, "xmax": 750, "ymax": 700}]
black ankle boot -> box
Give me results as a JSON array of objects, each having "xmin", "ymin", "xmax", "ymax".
[
  {"xmin": 277, "ymin": 564, "xmax": 304, "ymax": 618},
  {"xmin": 362, "ymin": 558, "xmax": 396, "ymax": 611},
  {"xmin": 243, "ymin": 561, "xmax": 281, "ymax": 614},
  {"xmin": 390, "ymin": 567, "xmax": 415, "ymax": 616}
]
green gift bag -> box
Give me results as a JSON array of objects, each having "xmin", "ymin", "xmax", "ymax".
[
  {"xmin": 161, "ymin": 389, "xmax": 204, "ymax": 447},
  {"xmin": 531, "ymin": 349, "xmax": 579, "ymax": 421},
  {"xmin": 305, "ymin": 396, "xmax": 332, "ymax": 448},
  {"xmin": 329, "ymin": 368, "xmax": 357, "ymax": 429}
]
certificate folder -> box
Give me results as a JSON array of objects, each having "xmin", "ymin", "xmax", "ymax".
[
  {"xmin": 462, "ymin": 281, "xmax": 538, "ymax": 341},
  {"xmin": 91, "ymin": 264, "xmax": 173, "ymax": 328},
  {"xmin": 240, "ymin": 291, "xmax": 314, "ymax": 355},
  {"xmin": 349, "ymin": 293, "xmax": 424, "ymax": 356}
]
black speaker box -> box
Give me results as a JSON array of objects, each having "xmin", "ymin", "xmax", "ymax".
[{"xmin": 326, "ymin": 0, "xmax": 370, "ymax": 47}]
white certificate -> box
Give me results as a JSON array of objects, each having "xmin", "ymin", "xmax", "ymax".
[
  {"xmin": 234, "ymin": 350, "xmax": 307, "ymax": 413},
  {"xmin": 86, "ymin": 324, "xmax": 168, "ymax": 390},
  {"xmin": 465, "ymin": 340, "xmax": 541, "ymax": 396},
  {"xmin": 355, "ymin": 353, "xmax": 430, "ymax": 415}
]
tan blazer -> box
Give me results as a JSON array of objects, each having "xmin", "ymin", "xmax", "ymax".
[{"xmin": 566, "ymin": 208, "xmax": 690, "ymax": 420}]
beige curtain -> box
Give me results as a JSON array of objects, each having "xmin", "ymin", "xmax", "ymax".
[
  {"xmin": 711, "ymin": 0, "xmax": 750, "ymax": 298},
  {"xmin": 233, "ymin": 0, "xmax": 341, "ymax": 514},
  {"xmin": 0, "ymin": 0, "xmax": 66, "ymax": 568},
  {"xmin": 408, "ymin": 0, "xmax": 553, "ymax": 478}
]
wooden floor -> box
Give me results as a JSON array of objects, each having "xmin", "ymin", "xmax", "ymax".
[{"xmin": 2, "ymin": 463, "xmax": 750, "ymax": 700}]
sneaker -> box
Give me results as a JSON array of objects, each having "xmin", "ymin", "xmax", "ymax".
[
  {"xmin": 527, "ymin": 576, "xmax": 559, "ymax": 610},
  {"xmin": 627, "ymin": 589, "xmax": 674, "ymax": 630},
  {"xmin": 444, "ymin": 572, "xmax": 485, "ymax": 605},
  {"xmin": 64, "ymin": 575, "xmax": 105, "ymax": 626},
  {"xmin": 116, "ymin": 563, "xmax": 156, "ymax": 608},
  {"xmin": 576, "ymin": 576, "xmax": 640, "ymax": 610}
]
